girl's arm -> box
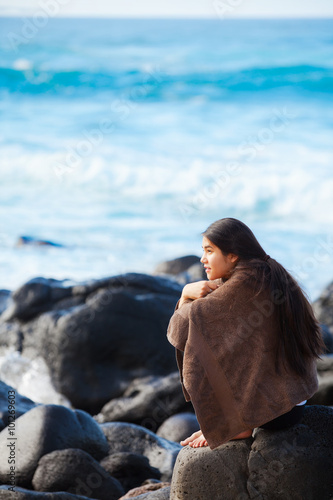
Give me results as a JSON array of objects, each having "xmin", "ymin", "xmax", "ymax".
[{"xmin": 178, "ymin": 280, "xmax": 220, "ymax": 308}]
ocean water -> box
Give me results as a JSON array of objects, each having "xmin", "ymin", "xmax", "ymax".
[{"xmin": 0, "ymin": 17, "xmax": 333, "ymax": 301}]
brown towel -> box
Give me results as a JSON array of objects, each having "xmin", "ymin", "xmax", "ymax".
[{"xmin": 167, "ymin": 274, "xmax": 318, "ymax": 449}]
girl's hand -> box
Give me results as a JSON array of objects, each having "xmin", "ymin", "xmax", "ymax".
[{"xmin": 179, "ymin": 280, "xmax": 219, "ymax": 307}]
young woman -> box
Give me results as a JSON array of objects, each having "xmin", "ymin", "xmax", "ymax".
[{"xmin": 167, "ymin": 218, "xmax": 324, "ymax": 449}]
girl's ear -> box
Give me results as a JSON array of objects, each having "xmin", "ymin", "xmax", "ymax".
[{"xmin": 229, "ymin": 253, "xmax": 239, "ymax": 263}]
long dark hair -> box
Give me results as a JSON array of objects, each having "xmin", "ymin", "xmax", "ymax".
[{"xmin": 203, "ymin": 217, "xmax": 325, "ymax": 376}]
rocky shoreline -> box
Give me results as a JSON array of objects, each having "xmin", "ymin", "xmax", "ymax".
[{"xmin": 0, "ymin": 256, "xmax": 332, "ymax": 499}]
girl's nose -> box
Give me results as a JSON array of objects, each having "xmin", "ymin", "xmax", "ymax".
[{"xmin": 200, "ymin": 254, "xmax": 206, "ymax": 263}]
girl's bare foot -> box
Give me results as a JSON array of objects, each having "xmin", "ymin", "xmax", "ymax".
[
  {"xmin": 180, "ymin": 430, "xmax": 208, "ymax": 448},
  {"xmin": 180, "ymin": 429, "xmax": 252, "ymax": 448}
]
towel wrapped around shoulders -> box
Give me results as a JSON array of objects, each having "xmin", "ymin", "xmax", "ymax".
[{"xmin": 167, "ymin": 273, "xmax": 318, "ymax": 449}]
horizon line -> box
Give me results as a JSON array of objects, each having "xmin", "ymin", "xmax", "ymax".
[{"xmin": 1, "ymin": 14, "xmax": 333, "ymax": 20}]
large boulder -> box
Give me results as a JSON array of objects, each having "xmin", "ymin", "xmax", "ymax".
[
  {"xmin": 32, "ymin": 448, "xmax": 124, "ymax": 500},
  {"xmin": 96, "ymin": 373, "xmax": 191, "ymax": 431},
  {"xmin": 0, "ymin": 274, "xmax": 182, "ymax": 412},
  {"xmin": 101, "ymin": 422, "xmax": 181, "ymax": 482},
  {"xmin": 100, "ymin": 452, "xmax": 160, "ymax": 491},
  {"xmin": 156, "ymin": 413, "xmax": 199, "ymax": 444},
  {"xmin": 0, "ymin": 404, "xmax": 109, "ymax": 488},
  {"xmin": 170, "ymin": 406, "xmax": 333, "ymax": 500},
  {"xmin": 247, "ymin": 405, "xmax": 333, "ymax": 499},
  {"xmin": 153, "ymin": 256, "xmax": 200, "ymax": 276},
  {"xmin": 0, "ymin": 380, "xmax": 37, "ymax": 425},
  {"xmin": 153, "ymin": 256, "xmax": 206, "ymax": 285},
  {"xmin": 170, "ymin": 439, "xmax": 252, "ymax": 500}
]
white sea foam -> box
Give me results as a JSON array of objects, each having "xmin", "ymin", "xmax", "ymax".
[
  {"xmin": 0, "ymin": 349, "xmax": 71, "ymax": 407},
  {"xmin": 1, "ymin": 18, "xmax": 333, "ymax": 302},
  {"xmin": 12, "ymin": 59, "xmax": 33, "ymax": 71}
]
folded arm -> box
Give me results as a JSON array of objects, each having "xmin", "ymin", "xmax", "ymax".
[{"xmin": 178, "ymin": 280, "xmax": 220, "ymax": 308}]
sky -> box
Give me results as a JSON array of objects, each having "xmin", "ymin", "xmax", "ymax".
[{"xmin": 1, "ymin": 0, "xmax": 333, "ymax": 18}]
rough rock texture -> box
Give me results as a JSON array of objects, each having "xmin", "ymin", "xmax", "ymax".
[
  {"xmin": 101, "ymin": 422, "xmax": 181, "ymax": 482},
  {"xmin": 170, "ymin": 438, "xmax": 252, "ymax": 500},
  {"xmin": 96, "ymin": 373, "xmax": 191, "ymax": 431},
  {"xmin": 100, "ymin": 452, "xmax": 160, "ymax": 491},
  {"xmin": 156, "ymin": 413, "xmax": 199, "ymax": 443},
  {"xmin": 119, "ymin": 484, "xmax": 170, "ymax": 499},
  {"xmin": 0, "ymin": 404, "xmax": 109, "ymax": 487},
  {"xmin": 0, "ymin": 380, "xmax": 37, "ymax": 425},
  {"xmin": 247, "ymin": 406, "xmax": 333, "ymax": 499},
  {"xmin": 0, "ymin": 274, "xmax": 181, "ymax": 412},
  {"xmin": 32, "ymin": 448, "xmax": 124, "ymax": 500},
  {"xmin": 170, "ymin": 406, "xmax": 333, "ymax": 500},
  {"xmin": 0, "ymin": 486, "xmax": 91, "ymax": 499}
]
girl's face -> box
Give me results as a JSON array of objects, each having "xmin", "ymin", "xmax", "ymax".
[{"xmin": 201, "ymin": 236, "xmax": 238, "ymax": 280}]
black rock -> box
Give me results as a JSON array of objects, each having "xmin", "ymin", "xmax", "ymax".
[
  {"xmin": 100, "ymin": 452, "xmax": 160, "ymax": 491},
  {"xmin": 0, "ymin": 485, "xmax": 91, "ymax": 499},
  {"xmin": 96, "ymin": 372, "xmax": 190, "ymax": 431},
  {"xmin": 170, "ymin": 405, "xmax": 333, "ymax": 500},
  {"xmin": 156, "ymin": 412, "xmax": 199, "ymax": 443},
  {"xmin": 100, "ymin": 422, "xmax": 181, "ymax": 482},
  {"xmin": 16, "ymin": 236, "xmax": 63, "ymax": 248},
  {"xmin": 0, "ymin": 380, "xmax": 37, "ymax": 425},
  {"xmin": 0, "ymin": 273, "xmax": 182, "ymax": 412},
  {"xmin": 247, "ymin": 405, "xmax": 333, "ymax": 500},
  {"xmin": 1, "ymin": 277, "xmax": 72, "ymax": 322},
  {"xmin": 153, "ymin": 256, "xmax": 200, "ymax": 275},
  {"xmin": 153, "ymin": 256, "xmax": 206, "ymax": 286},
  {"xmin": 32, "ymin": 448, "xmax": 124, "ymax": 500},
  {"xmin": 0, "ymin": 404, "xmax": 109, "ymax": 488}
]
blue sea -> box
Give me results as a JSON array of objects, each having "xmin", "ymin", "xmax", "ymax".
[{"xmin": 0, "ymin": 17, "xmax": 333, "ymax": 300}]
